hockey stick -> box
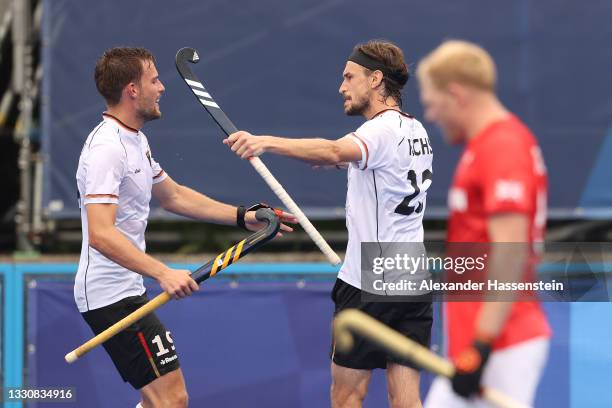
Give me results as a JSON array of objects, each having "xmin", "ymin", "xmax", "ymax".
[
  {"xmin": 175, "ymin": 47, "xmax": 341, "ymax": 266},
  {"xmin": 334, "ymin": 310, "xmax": 531, "ymax": 408},
  {"xmin": 65, "ymin": 208, "xmax": 281, "ymax": 364}
]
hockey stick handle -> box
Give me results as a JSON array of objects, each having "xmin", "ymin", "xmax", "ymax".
[
  {"xmin": 65, "ymin": 209, "xmax": 280, "ymax": 364},
  {"xmin": 175, "ymin": 47, "xmax": 341, "ymax": 266},
  {"xmin": 249, "ymin": 156, "xmax": 341, "ymax": 265},
  {"xmin": 333, "ymin": 310, "xmax": 531, "ymax": 408}
]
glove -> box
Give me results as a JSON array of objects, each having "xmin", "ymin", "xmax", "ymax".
[
  {"xmin": 236, "ymin": 203, "xmax": 270, "ymax": 230},
  {"xmin": 451, "ymin": 339, "xmax": 492, "ymax": 398}
]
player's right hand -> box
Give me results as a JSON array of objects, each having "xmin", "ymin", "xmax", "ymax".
[
  {"xmin": 451, "ymin": 339, "xmax": 492, "ymax": 398},
  {"xmin": 158, "ymin": 268, "xmax": 199, "ymax": 299},
  {"xmin": 223, "ymin": 131, "xmax": 269, "ymax": 159}
]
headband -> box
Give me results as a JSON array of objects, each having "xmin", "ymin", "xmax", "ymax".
[{"xmin": 348, "ymin": 49, "xmax": 409, "ymax": 86}]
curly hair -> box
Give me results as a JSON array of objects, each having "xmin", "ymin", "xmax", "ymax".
[{"xmin": 354, "ymin": 40, "xmax": 409, "ymax": 107}]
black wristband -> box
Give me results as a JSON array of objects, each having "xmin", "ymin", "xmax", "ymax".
[
  {"xmin": 451, "ymin": 339, "xmax": 492, "ymax": 398},
  {"xmin": 236, "ymin": 205, "xmax": 247, "ymax": 230},
  {"xmin": 473, "ymin": 340, "xmax": 492, "ymax": 364},
  {"xmin": 237, "ymin": 203, "xmax": 271, "ymax": 230}
]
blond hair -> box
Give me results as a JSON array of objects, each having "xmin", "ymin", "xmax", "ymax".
[{"xmin": 417, "ymin": 40, "xmax": 496, "ymax": 91}]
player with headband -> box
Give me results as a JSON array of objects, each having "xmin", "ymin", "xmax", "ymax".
[{"xmin": 225, "ymin": 40, "xmax": 434, "ymax": 408}]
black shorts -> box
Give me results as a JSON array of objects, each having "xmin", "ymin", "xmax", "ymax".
[
  {"xmin": 331, "ymin": 279, "xmax": 433, "ymax": 370},
  {"xmin": 82, "ymin": 294, "xmax": 180, "ymax": 389}
]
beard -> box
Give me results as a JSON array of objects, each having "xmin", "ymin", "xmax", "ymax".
[
  {"xmin": 344, "ymin": 95, "xmax": 370, "ymax": 116},
  {"xmin": 137, "ymin": 101, "xmax": 161, "ymax": 122}
]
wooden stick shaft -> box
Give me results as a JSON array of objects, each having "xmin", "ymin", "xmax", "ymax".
[
  {"xmin": 333, "ymin": 310, "xmax": 531, "ymax": 408},
  {"xmin": 334, "ymin": 310, "xmax": 454, "ymax": 376},
  {"xmin": 65, "ymin": 292, "xmax": 171, "ymax": 363},
  {"xmin": 66, "ymin": 208, "xmax": 281, "ymax": 365}
]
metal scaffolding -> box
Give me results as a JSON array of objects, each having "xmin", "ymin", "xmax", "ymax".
[{"xmin": 10, "ymin": 0, "xmax": 42, "ymax": 252}]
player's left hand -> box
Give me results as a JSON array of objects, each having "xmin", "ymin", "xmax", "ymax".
[
  {"xmin": 451, "ymin": 339, "xmax": 492, "ymax": 398},
  {"xmin": 244, "ymin": 208, "xmax": 296, "ymax": 236},
  {"xmin": 224, "ymin": 131, "xmax": 269, "ymax": 159}
]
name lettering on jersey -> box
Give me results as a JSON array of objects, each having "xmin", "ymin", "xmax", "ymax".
[
  {"xmin": 494, "ymin": 180, "xmax": 525, "ymax": 202},
  {"xmin": 448, "ymin": 187, "xmax": 468, "ymax": 212},
  {"xmin": 407, "ymin": 137, "xmax": 433, "ymax": 156}
]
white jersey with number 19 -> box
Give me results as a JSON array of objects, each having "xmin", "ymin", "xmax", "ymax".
[
  {"xmin": 338, "ymin": 109, "xmax": 433, "ymax": 290},
  {"xmin": 74, "ymin": 113, "xmax": 168, "ymax": 312}
]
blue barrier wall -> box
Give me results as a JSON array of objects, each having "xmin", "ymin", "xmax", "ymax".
[
  {"xmin": 28, "ymin": 280, "xmax": 340, "ymax": 407},
  {"xmin": 41, "ymin": 0, "xmax": 612, "ymax": 219},
  {"xmin": 2, "ymin": 263, "xmax": 612, "ymax": 407}
]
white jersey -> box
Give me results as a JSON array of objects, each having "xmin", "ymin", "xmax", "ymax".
[
  {"xmin": 338, "ymin": 109, "xmax": 433, "ymax": 289},
  {"xmin": 74, "ymin": 113, "xmax": 168, "ymax": 312}
]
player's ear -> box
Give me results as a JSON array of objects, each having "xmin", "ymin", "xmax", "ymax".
[
  {"xmin": 447, "ymin": 82, "xmax": 466, "ymax": 106},
  {"xmin": 125, "ymin": 82, "xmax": 138, "ymax": 100},
  {"xmin": 370, "ymin": 70, "xmax": 384, "ymax": 89}
]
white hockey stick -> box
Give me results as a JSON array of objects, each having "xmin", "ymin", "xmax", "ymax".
[{"xmin": 176, "ymin": 47, "xmax": 341, "ymax": 265}]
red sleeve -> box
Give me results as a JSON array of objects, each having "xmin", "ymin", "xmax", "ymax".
[{"xmin": 476, "ymin": 132, "xmax": 535, "ymax": 215}]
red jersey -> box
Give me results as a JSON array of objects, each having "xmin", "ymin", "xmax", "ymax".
[{"xmin": 446, "ymin": 115, "xmax": 551, "ymax": 358}]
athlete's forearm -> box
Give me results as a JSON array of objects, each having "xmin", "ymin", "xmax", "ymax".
[
  {"xmin": 475, "ymin": 213, "xmax": 530, "ymax": 339},
  {"xmin": 476, "ymin": 242, "xmax": 528, "ymax": 338},
  {"xmin": 162, "ymin": 184, "xmax": 237, "ymax": 225},
  {"xmin": 89, "ymin": 226, "xmax": 167, "ymax": 281},
  {"xmin": 264, "ymin": 136, "xmax": 344, "ymax": 165},
  {"xmin": 476, "ymin": 301, "xmax": 514, "ymax": 340}
]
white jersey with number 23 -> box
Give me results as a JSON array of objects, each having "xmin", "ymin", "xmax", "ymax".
[{"xmin": 338, "ymin": 109, "xmax": 433, "ymax": 289}]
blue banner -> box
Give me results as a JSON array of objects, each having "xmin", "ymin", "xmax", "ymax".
[{"xmin": 41, "ymin": 0, "xmax": 612, "ymax": 218}]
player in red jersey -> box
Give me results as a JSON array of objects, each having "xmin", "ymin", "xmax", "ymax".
[{"xmin": 417, "ymin": 40, "xmax": 551, "ymax": 406}]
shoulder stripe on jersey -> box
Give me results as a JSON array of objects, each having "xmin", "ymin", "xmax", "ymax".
[
  {"xmin": 85, "ymin": 194, "xmax": 119, "ymax": 199},
  {"xmin": 351, "ymin": 133, "xmax": 370, "ymax": 170},
  {"xmin": 81, "ymin": 122, "xmax": 107, "ymax": 203},
  {"xmin": 84, "ymin": 246, "xmax": 90, "ymax": 311},
  {"xmin": 87, "ymin": 122, "xmax": 107, "ymax": 148},
  {"xmin": 372, "ymin": 171, "xmax": 382, "ymax": 255},
  {"xmin": 153, "ymin": 170, "xmax": 165, "ymax": 179},
  {"xmin": 372, "ymin": 170, "xmax": 387, "ymax": 294},
  {"xmin": 117, "ymin": 129, "xmax": 128, "ymax": 158}
]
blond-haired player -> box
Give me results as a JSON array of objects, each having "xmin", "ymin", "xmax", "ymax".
[{"xmin": 417, "ymin": 40, "xmax": 550, "ymax": 407}]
